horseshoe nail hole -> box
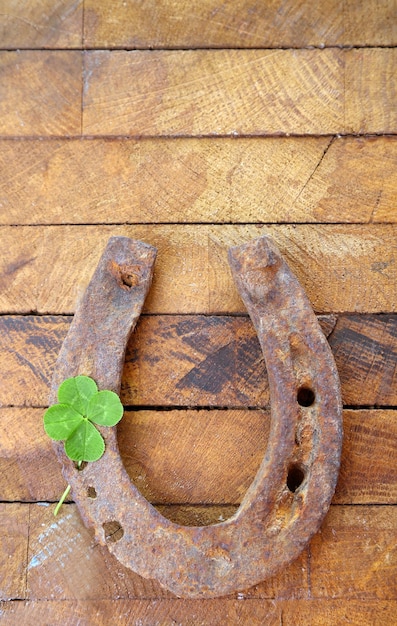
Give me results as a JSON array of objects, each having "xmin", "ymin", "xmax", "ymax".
[
  {"xmin": 87, "ymin": 486, "xmax": 97, "ymax": 499},
  {"xmin": 74, "ymin": 461, "xmax": 87, "ymax": 471},
  {"xmin": 103, "ymin": 520, "xmax": 124, "ymax": 543},
  {"xmin": 297, "ymin": 386, "xmax": 315, "ymax": 407},
  {"xmin": 287, "ymin": 464, "xmax": 305, "ymax": 493},
  {"xmin": 120, "ymin": 273, "xmax": 136, "ymax": 289}
]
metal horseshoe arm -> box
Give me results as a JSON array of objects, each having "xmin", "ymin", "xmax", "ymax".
[{"xmin": 50, "ymin": 235, "xmax": 342, "ymax": 598}]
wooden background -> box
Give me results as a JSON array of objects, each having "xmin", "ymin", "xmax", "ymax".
[{"xmin": 0, "ymin": 1, "xmax": 396, "ymax": 624}]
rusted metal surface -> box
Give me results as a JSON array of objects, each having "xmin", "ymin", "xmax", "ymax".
[{"xmin": 50, "ymin": 234, "xmax": 342, "ymax": 598}]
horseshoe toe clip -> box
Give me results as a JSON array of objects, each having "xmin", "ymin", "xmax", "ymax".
[{"xmin": 50, "ymin": 235, "xmax": 342, "ymax": 598}]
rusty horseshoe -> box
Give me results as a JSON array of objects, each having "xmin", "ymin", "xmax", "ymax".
[{"xmin": 50, "ymin": 235, "xmax": 342, "ymax": 598}]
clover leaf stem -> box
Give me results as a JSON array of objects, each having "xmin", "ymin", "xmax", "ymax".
[
  {"xmin": 54, "ymin": 484, "xmax": 71, "ymax": 517},
  {"xmin": 53, "ymin": 461, "xmax": 82, "ymax": 516}
]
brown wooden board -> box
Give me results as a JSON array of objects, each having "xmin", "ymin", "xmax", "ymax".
[
  {"xmin": 0, "ymin": 504, "xmax": 29, "ymax": 600},
  {"xmin": 25, "ymin": 503, "xmax": 308, "ymax": 601},
  {"xmin": 0, "ymin": 314, "xmax": 396, "ymax": 408},
  {"xmin": 2, "ymin": 598, "xmax": 397, "ymax": 626},
  {"xmin": 83, "ymin": 0, "xmax": 397, "ymax": 49},
  {"xmin": 310, "ymin": 506, "xmax": 397, "ymax": 599},
  {"xmin": 1, "ymin": 136, "xmax": 396, "ymax": 225},
  {"xmin": 0, "ymin": 52, "xmax": 82, "ymax": 137},
  {"xmin": 1, "ymin": 599, "xmax": 397, "ymax": 626},
  {"xmin": 0, "ymin": 407, "xmax": 396, "ymax": 506},
  {"xmin": 1, "ymin": 225, "xmax": 396, "ymax": 314},
  {"xmin": 0, "ymin": 0, "xmax": 83, "ymax": 49},
  {"xmin": 82, "ymin": 49, "xmax": 397, "ymax": 136},
  {"xmin": 1, "ymin": 503, "xmax": 396, "ymax": 605},
  {"xmin": 1, "ymin": 1, "xmax": 396, "ymax": 620}
]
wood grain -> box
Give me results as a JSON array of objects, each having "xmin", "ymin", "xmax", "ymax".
[
  {"xmin": 1, "ymin": 0, "xmax": 395, "ymax": 618},
  {"xmin": 83, "ymin": 0, "xmax": 397, "ymax": 48},
  {"xmin": 26, "ymin": 504, "xmax": 307, "ymax": 601},
  {"xmin": 1, "ymin": 599, "xmax": 397, "ymax": 626},
  {"xmin": 0, "ymin": 407, "xmax": 395, "ymax": 505},
  {"xmin": 0, "ymin": 0, "xmax": 82, "ymax": 49},
  {"xmin": 82, "ymin": 49, "xmax": 344, "ymax": 136},
  {"xmin": 282, "ymin": 599, "xmax": 397, "ymax": 626},
  {"xmin": 345, "ymin": 49, "xmax": 397, "ymax": 134},
  {"xmin": 291, "ymin": 136, "xmax": 397, "ymax": 224},
  {"xmin": 0, "ymin": 504, "xmax": 393, "ymax": 603},
  {"xmin": 0, "ymin": 598, "xmax": 282, "ymax": 625},
  {"xmin": 310, "ymin": 506, "xmax": 397, "ymax": 599},
  {"xmin": 1, "ymin": 136, "xmax": 396, "ymax": 225},
  {"xmin": 0, "ymin": 225, "xmax": 395, "ymax": 314},
  {"xmin": 0, "ymin": 504, "xmax": 29, "ymax": 600},
  {"xmin": 0, "ymin": 314, "xmax": 395, "ymax": 408},
  {"xmin": 82, "ymin": 49, "xmax": 397, "ymax": 136},
  {"xmin": 0, "ymin": 52, "xmax": 82, "ymax": 136}
]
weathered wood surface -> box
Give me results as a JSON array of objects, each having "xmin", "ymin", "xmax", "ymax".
[
  {"xmin": 1, "ymin": 314, "xmax": 396, "ymax": 408},
  {"xmin": 1, "ymin": 504, "xmax": 396, "ymax": 606},
  {"xmin": 1, "ymin": 225, "xmax": 396, "ymax": 314},
  {"xmin": 83, "ymin": 0, "xmax": 397, "ymax": 49},
  {"xmin": 1, "ymin": 1, "xmax": 396, "ymax": 622},
  {"xmin": 3, "ymin": 599, "xmax": 397, "ymax": 626},
  {"xmin": 0, "ymin": 52, "xmax": 82, "ymax": 136},
  {"xmin": 1, "ymin": 49, "xmax": 396, "ymax": 137},
  {"xmin": 0, "ymin": 504, "xmax": 29, "ymax": 600},
  {"xmin": 0, "ymin": 407, "xmax": 395, "ymax": 505},
  {"xmin": 1, "ymin": 136, "xmax": 396, "ymax": 225},
  {"xmin": 1, "ymin": 599, "xmax": 397, "ymax": 626},
  {"xmin": 1, "ymin": 0, "xmax": 396, "ymax": 51},
  {"xmin": 83, "ymin": 49, "xmax": 397, "ymax": 136},
  {"xmin": 0, "ymin": 0, "xmax": 83, "ymax": 49}
]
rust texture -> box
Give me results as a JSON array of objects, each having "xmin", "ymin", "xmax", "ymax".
[{"xmin": 50, "ymin": 235, "xmax": 343, "ymax": 598}]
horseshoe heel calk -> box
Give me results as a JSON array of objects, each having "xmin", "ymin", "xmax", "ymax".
[{"xmin": 50, "ymin": 235, "xmax": 342, "ymax": 599}]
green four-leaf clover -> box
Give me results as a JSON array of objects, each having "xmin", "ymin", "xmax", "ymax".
[{"xmin": 44, "ymin": 375, "xmax": 123, "ymax": 462}]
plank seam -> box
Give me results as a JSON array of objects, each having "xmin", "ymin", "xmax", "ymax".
[
  {"xmin": 1, "ymin": 133, "xmax": 397, "ymax": 140},
  {"xmin": 1, "ymin": 45, "xmax": 396, "ymax": 52},
  {"xmin": 0, "ymin": 133, "xmax": 396, "ymax": 141},
  {"xmin": 4, "ymin": 221, "xmax": 397, "ymax": 227},
  {"xmin": 3, "ymin": 404, "xmax": 397, "ymax": 411}
]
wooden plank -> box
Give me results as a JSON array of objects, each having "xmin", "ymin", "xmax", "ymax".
[
  {"xmin": 344, "ymin": 1, "xmax": 397, "ymax": 47},
  {"xmin": 310, "ymin": 505, "xmax": 397, "ymax": 599},
  {"xmin": 346, "ymin": 49, "xmax": 397, "ymax": 134},
  {"xmin": 0, "ymin": 0, "xmax": 82, "ymax": 49},
  {"xmin": 83, "ymin": 49, "xmax": 397, "ymax": 136},
  {"xmin": 282, "ymin": 599, "xmax": 397, "ymax": 626},
  {"xmin": 334, "ymin": 410, "xmax": 397, "ymax": 505},
  {"xmin": 20, "ymin": 504, "xmax": 397, "ymax": 601},
  {"xmin": 1, "ymin": 407, "xmax": 395, "ymax": 505},
  {"xmin": 291, "ymin": 136, "xmax": 397, "ymax": 224},
  {"xmin": 0, "ymin": 225, "xmax": 396, "ymax": 314},
  {"xmin": 0, "ymin": 503, "xmax": 28, "ymax": 600},
  {"xmin": 0, "ymin": 52, "xmax": 82, "ymax": 136},
  {"xmin": 83, "ymin": 0, "xmax": 397, "ymax": 48},
  {"xmin": 328, "ymin": 315, "xmax": 397, "ymax": 407},
  {"xmin": 26, "ymin": 504, "xmax": 307, "ymax": 600},
  {"xmin": 1, "ymin": 599, "xmax": 396, "ymax": 626},
  {"xmin": 1, "ymin": 136, "xmax": 396, "ymax": 225},
  {"xmin": 0, "ymin": 314, "xmax": 395, "ymax": 408},
  {"xmin": 0, "ymin": 598, "xmax": 282, "ymax": 625},
  {"xmin": 82, "ymin": 49, "xmax": 345, "ymax": 136},
  {"xmin": 26, "ymin": 503, "xmax": 169, "ymax": 600},
  {"xmin": 121, "ymin": 409, "xmax": 397, "ymax": 506}
]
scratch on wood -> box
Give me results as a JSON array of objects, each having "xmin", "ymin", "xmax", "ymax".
[
  {"xmin": 291, "ymin": 136, "xmax": 336, "ymax": 208},
  {"xmin": 369, "ymin": 190, "xmax": 383, "ymax": 223}
]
